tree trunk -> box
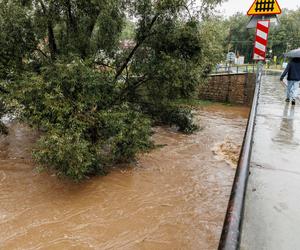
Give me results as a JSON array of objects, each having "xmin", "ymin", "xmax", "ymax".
[
  {"xmin": 114, "ymin": 13, "xmax": 160, "ymax": 82},
  {"xmin": 66, "ymin": 0, "xmax": 78, "ymax": 33},
  {"xmin": 38, "ymin": 0, "xmax": 58, "ymax": 60},
  {"xmin": 48, "ymin": 21, "xmax": 57, "ymax": 60}
]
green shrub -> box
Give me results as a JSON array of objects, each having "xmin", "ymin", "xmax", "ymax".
[
  {"xmin": 140, "ymin": 102, "xmax": 198, "ymax": 134},
  {"xmin": 33, "ymin": 131, "xmax": 97, "ymax": 181},
  {"xmin": 32, "ymin": 107, "xmax": 152, "ymax": 181},
  {"xmin": 10, "ymin": 61, "xmax": 152, "ymax": 180},
  {"xmin": 161, "ymin": 106, "xmax": 198, "ymax": 134}
]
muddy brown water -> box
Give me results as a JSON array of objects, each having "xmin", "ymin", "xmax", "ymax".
[{"xmin": 0, "ymin": 105, "xmax": 249, "ymax": 250}]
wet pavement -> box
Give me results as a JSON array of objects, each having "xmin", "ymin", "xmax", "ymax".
[
  {"xmin": 0, "ymin": 105, "xmax": 249, "ymax": 250},
  {"xmin": 241, "ymin": 74, "xmax": 300, "ymax": 250}
]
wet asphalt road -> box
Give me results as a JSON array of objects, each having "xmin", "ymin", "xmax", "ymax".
[{"xmin": 241, "ymin": 73, "xmax": 300, "ymax": 250}]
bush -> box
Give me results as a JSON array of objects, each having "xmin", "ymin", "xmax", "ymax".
[
  {"xmin": 161, "ymin": 106, "xmax": 198, "ymax": 134},
  {"xmin": 141, "ymin": 102, "xmax": 198, "ymax": 134},
  {"xmin": 8, "ymin": 59, "xmax": 198, "ymax": 180},
  {"xmin": 10, "ymin": 60, "xmax": 152, "ymax": 180},
  {"xmin": 33, "ymin": 131, "xmax": 97, "ymax": 181},
  {"xmin": 32, "ymin": 106, "xmax": 152, "ymax": 181},
  {"xmin": 33, "ymin": 108, "xmax": 152, "ymax": 181}
]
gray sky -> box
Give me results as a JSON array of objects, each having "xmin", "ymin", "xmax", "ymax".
[{"xmin": 218, "ymin": 0, "xmax": 299, "ymax": 16}]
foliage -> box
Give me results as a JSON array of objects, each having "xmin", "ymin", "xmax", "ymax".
[
  {"xmin": 222, "ymin": 13, "xmax": 255, "ymax": 63},
  {"xmin": 269, "ymin": 8, "xmax": 300, "ymax": 60},
  {"xmin": 156, "ymin": 105, "xmax": 198, "ymax": 134},
  {"xmin": 198, "ymin": 18, "xmax": 226, "ymax": 73},
  {"xmin": 120, "ymin": 20, "xmax": 136, "ymax": 41},
  {"xmin": 222, "ymin": 8, "xmax": 300, "ymax": 63},
  {"xmin": 10, "ymin": 61, "xmax": 152, "ymax": 181},
  {"xmin": 1, "ymin": 0, "xmax": 224, "ymax": 180},
  {"xmin": 0, "ymin": 1, "xmax": 37, "ymax": 134},
  {"xmin": 0, "ymin": 1, "xmax": 36, "ymax": 78}
]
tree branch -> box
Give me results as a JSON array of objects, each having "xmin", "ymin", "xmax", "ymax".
[
  {"xmin": 94, "ymin": 62, "xmax": 116, "ymax": 70},
  {"xmin": 38, "ymin": 0, "xmax": 47, "ymax": 14},
  {"xmin": 113, "ymin": 13, "xmax": 160, "ymax": 83},
  {"xmin": 38, "ymin": 0, "xmax": 58, "ymax": 60},
  {"xmin": 118, "ymin": 75, "xmax": 150, "ymax": 101},
  {"xmin": 34, "ymin": 48, "xmax": 49, "ymax": 59}
]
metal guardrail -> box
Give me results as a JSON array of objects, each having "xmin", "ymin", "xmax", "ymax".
[
  {"xmin": 218, "ymin": 62, "xmax": 263, "ymax": 250},
  {"xmin": 213, "ymin": 64, "xmax": 256, "ymax": 75}
]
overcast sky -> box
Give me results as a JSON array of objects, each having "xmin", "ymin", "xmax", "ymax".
[{"xmin": 218, "ymin": 0, "xmax": 299, "ymax": 16}]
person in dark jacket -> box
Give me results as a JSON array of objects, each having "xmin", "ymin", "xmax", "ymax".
[{"xmin": 280, "ymin": 58, "xmax": 300, "ymax": 105}]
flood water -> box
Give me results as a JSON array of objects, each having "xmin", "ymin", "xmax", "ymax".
[{"xmin": 0, "ymin": 105, "xmax": 249, "ymax": 250}]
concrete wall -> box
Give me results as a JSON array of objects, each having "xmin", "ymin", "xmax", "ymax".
[{"xmin": 199, "ymin": 73, "xmax": 256, "ymax": 106}]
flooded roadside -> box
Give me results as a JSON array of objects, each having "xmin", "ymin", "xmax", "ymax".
[{"xmin": 0, "ymin": 104, "xmax": 249, "ymax": 250}]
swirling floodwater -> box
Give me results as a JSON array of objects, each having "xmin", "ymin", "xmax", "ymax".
[{"xmin": 0, "ymin": 105, "xmax": 249, "ymax": 250}]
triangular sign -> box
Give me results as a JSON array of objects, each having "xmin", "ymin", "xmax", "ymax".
[{"xmin": 247, "ymin": 0, "xmax": 282, "ymax": 16}]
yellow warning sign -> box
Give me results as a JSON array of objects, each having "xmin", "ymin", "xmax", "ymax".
[{"xmin": 247, "ymin": 0, "xmax": 282, "ymax": 16}]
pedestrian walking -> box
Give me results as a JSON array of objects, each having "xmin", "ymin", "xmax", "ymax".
[{"xmin": 280, "ymin": 58, "xmax": 300, "ymax": 105}]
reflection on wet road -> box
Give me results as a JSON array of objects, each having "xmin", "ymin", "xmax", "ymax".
[
  {"xmin": 0, "ymin": 105, "xmax": 249, "ymax": 249},
  {"xmin": 241, "ymin": 74, "xmax": 300, "ymax": 250}
]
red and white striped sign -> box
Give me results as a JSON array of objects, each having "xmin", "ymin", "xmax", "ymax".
[{"xmin": 253, "ymin": 20, "xmax": 270, "ymax": 61}]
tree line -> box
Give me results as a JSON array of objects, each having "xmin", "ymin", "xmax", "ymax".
[{"xmin": 222, "ymin": 8, "xmax": 300, "ymax": 63}]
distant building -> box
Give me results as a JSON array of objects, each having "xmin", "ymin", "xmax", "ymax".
[{"xmin": 235, "ymin": 56, "xmax": 245, "ymax": 65}]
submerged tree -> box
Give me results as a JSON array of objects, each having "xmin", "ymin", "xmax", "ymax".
[{"xmin": 0, "ymin": 0, "xmax": 223, "ymax": 180}]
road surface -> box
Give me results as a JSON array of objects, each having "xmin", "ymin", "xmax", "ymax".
[{"xmin": 241, "ymin": 73, "xmax": 300, "ymax": 250}]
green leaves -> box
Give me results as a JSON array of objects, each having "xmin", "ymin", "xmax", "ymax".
[
  {"xmin": 0, "ymin": 0, "xmax": 225, "ymax": 180},
  {"xmin": 269, "ymin": 9, "xmax": 300, "ymax": 57},
  {"xmin": 33, "ymin": 130, "xmax": 96, "ymax": 181},
  {"xmin": 0, "ymin": 1, "xmax": 37, "ymax": 79},
  {"xmin": 222, "ymin": 13, "xmax": 255, "ymax": 63},
  {"xmin": 221, "ymin": 8, "xmax": 300, "ymax": 62},
  {"xmin": 10, "ymin": 61, "xmax": 152, "ymax": 180}
]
